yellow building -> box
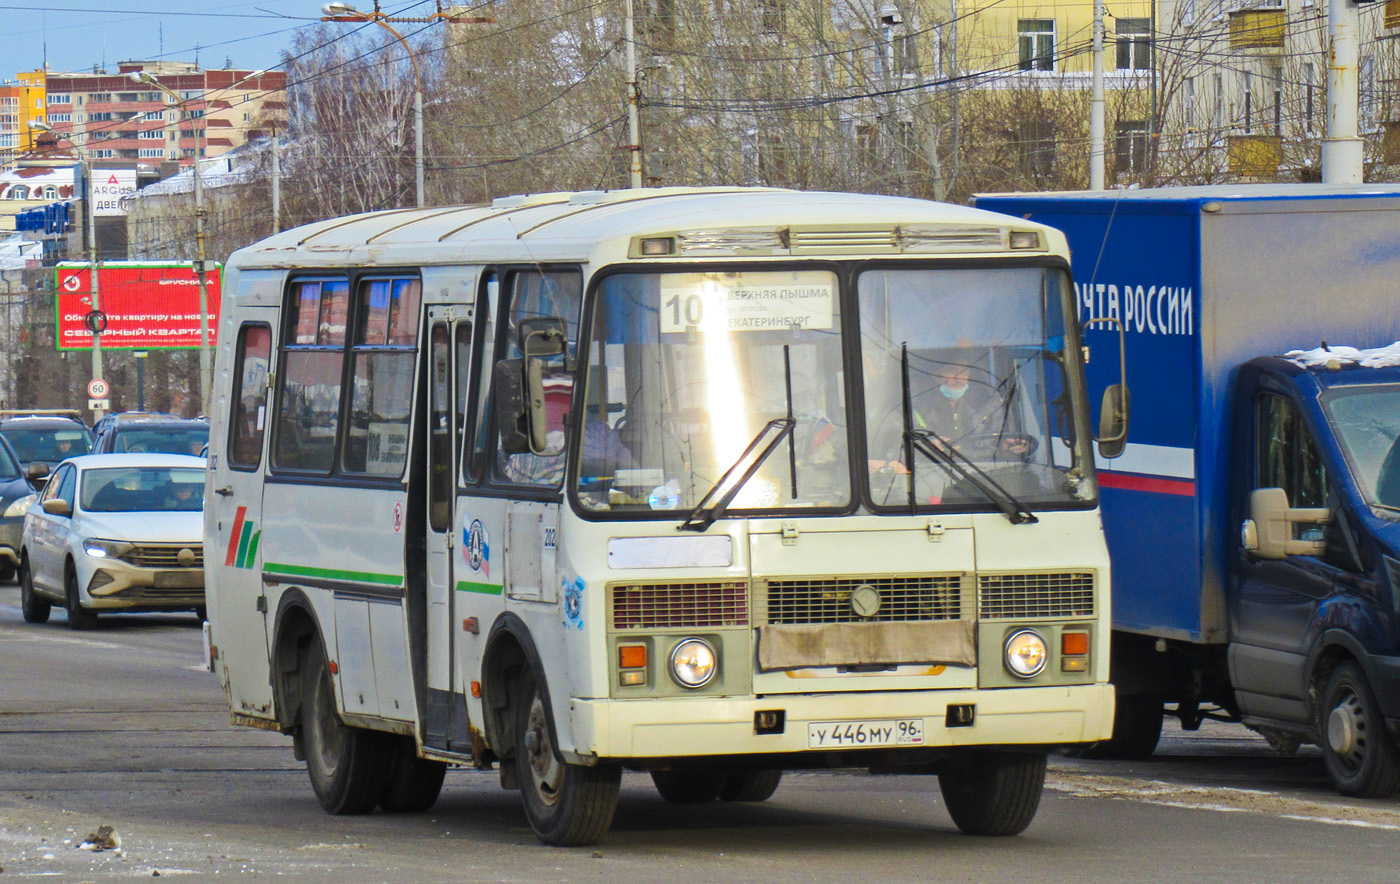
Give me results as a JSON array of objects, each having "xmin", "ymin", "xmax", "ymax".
[{"xmin": 1, "ymin": 70, "xmax": 47, "ymax": 170}]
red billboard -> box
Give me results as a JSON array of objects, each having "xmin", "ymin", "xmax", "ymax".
[{"xmin": 55, "ymin": 262, "xmax": 222, "ymax": 351}]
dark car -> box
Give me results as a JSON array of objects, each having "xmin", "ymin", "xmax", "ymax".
[
  {"xmin": 0, "ymin": 413, "xmax": 95, "ymax": 473},
  {"xmin": 92, "ymin": 413, "xmax": 209, "ymax": 457},
  {"xmin": 0, "ymin": 436, "xmax": 38, "ymax": 582}
]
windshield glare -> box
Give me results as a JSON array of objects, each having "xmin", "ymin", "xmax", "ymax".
[
  {"xmin": 1325, "ymin": 385, "xmax": 1400, "ymax": 508},
  {"xmin": 859, "ymin": 267, "xmax": 1091, "ymax": 509},
  {"xmin": 81, "ymin": 467, "xmax": 207, "ymax": 513},
  {"xmin": 578, "ymin": 270, "xmax": 849, "ymax": 514}
]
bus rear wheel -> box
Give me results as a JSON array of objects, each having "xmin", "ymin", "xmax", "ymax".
[
  {"xmin": 938, "ymin": 750, "xmax": 1045, "ymax": 836},
  {"xmin": 300, "ymin": 640, "xmax": 390, "ymax": 814},
  {"xmin": 651, "ymin": 769, "xmax": 726, "ymax": 803},
  {"xmin": 379, "ymin": 735, "xmax": 447, "ymax": 813},
  {"xmin": 719, "ymin": 769, "xmax": 783, "ymax": 802},
  {"xmin": 515, "ymin": 673, "xmax": 620, "ymax": 846}
]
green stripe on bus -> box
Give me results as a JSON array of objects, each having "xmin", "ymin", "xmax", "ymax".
[
  {"xmin": 236, "ymin": 522, "xmax": 254, "ymax": 569},
  {"xmin": 264, "ymin": 562, "xmax": 404, "ymax": 586},
  {"xmin": 244, "ymin": 530, "xmax": 261, "ymax": 570},
  {"xmin": 456, "ymin": 580, "xmax": 503, "ymax": 595}
]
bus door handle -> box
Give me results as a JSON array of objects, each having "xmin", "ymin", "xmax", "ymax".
[{"xmin": 215, "ymin": 486, "xmax": 234, "ymax": 497}]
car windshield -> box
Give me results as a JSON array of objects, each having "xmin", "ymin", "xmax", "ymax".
[
  {"xmin": 0, "ymin": 441, "xmax": 21, "ymax": 479},
  {"xmin": 113, "ymin": 426, "xmax": 210, "ymax": 456},
  {"xmin": 858, "ymin": 267, "xmax": 1095, "ymax": 510},
  {"xmin": 1324, "ymin": 384, "xmax": 1400, "ymax": 508},
  {"xmin": 3, "ymin": 426, "xmax": 93, "ymax": 462},
  {"xmin": 576, "ymin": 269, "xmax": 850, "ymax": 515},
  {"xmin": 80, "ymin": 466, "xmax": 207, "ymax": 513}
]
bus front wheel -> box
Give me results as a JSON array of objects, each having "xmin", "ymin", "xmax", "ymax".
[
  {"xmin": 938, "ymin": 750, "xmax": 1045, "ymax": 836},
  {"xmin": 300, "ymin": 640, "xmax": 390, "ymax": 814},
  {"xmin": 514, "ymin": 673, "xmax": 620, "ymax": 846}
]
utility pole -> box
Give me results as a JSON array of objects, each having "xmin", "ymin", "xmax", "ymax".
[
  {"xmin": 1090, "ymin": 0, "xmax": 1106, "ymax": 190},
  {"xmin": 624, "ymin": 0, "xmax": 644, "ymax": 188},
  {"xmin": 1322, "ymin": 0, "xmax": 1366, "ymax": 183},
  {"xmin": 272, "ymin": 134, "xmax": 282, "ymax": 234}
]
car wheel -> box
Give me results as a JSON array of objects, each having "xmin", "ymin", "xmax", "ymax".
[
  {"xmin": 938, "ymin": 750, "xmax": 1046, "ymax": 836},
  {"xmin": 300, "ymin": 637, "xmax": 391, "ymax": 814},
  {"xmin": 64, "ymin": 566, "xmax": 97, "ymax": 631},
  {"xmin": 515, "ymin": 671, "xmax": 620, "ymax": 846},
  {"xmin": 0, "ymin": 563, "xmax": 14, "ymax": 583},
  {"xmin": 1320, "ymin": 661, "xmax": 1400, "ymax": 798},
  {"xmin": 19, "ymin": 556, "xmax": 50, "ymax": 624}
]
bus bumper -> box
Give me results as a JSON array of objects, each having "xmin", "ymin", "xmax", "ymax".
[{"xmin": 571, "ymin": 682, "xmax": 1114, "ymax": 760}]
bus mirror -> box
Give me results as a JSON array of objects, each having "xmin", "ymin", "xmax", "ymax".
[
  {"xmin": 494, "ymin": 357, "xmax": 549, "ymax": 454},
  {"xmin": 1095, "ymin": 384, "xmax": 1129, "ymax": 458},
  {"xmin": 517, "ymin": 317, "xmax": 568, "ymax": 358}
]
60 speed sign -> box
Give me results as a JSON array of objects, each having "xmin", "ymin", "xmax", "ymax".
[{"xmin": 87, "ymin": 378, "xmax": 109, "ymax": 399}]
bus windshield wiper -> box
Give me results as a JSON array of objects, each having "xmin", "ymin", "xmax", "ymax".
[
  {"xmin": 677, "ymin": 417, "xmax": 795, "ymax": 532},
  {"xmin": 899, "ymin": 344, "xmax": 1037, "ymax": 526}
]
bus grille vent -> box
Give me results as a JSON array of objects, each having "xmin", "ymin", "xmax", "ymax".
[
  {"xmin": 611, "ymin": 581, "xmax": 749, "ymax": 629},
  {"xmin": 761, "ymin": 575, "xmax": 965, "ymax": 625},
  {"xmin": 978, "ymin": 572, "xmax": 1095, "ymax": 619}
]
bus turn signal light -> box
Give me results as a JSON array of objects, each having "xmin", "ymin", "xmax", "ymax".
[
  {"xmin": 1061, "ymin": 632, "xmax": 1090, "ymax": 656},
  {"xmin": 619, "ymin": 645, "xmax": 647, "ymax": 669}
]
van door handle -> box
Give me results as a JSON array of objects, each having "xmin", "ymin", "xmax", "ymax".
[{"xmin": 215, "ymin": 486, "xmax": 234, "ymax": 497}]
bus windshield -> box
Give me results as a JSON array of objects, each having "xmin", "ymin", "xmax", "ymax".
[
  {"xmin": 577, "ymin": 269, "xmax": 850, "ymax": 515},
  {"xmin": 859, "ymin": 266, "xmax": 1093, "ymax": 510}
]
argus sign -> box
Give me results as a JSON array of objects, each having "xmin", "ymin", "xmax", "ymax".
[{"xmin": 54, "ymin": 261, "xmax": 222, "ymax": 350}]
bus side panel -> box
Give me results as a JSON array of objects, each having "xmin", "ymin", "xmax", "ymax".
[
  {"xmin": 260, "ymin": 482, "xmax": 416, "ymax": 724},
  {"xmin": 452, "ymin": 495, "xmax": 508, "ymax": 747}
]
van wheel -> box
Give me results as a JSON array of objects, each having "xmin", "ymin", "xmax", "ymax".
[
  {"xmin": 19, "ymin": 557, "xmax": 49, "ymax": 624},
  {"xmin": 719, "ymin": 769, "xmax": 783, "ymax": 802},
  {"xmin": 379, "ymin": 736, "xmax": 447, "ymax": 813},
  {"xmin": 515, "ymin": 672, "xmax": 620, "ymax": 845},
  {"xmin": 651, "ymin": 769, "xmax": 726, "ymax": 803},
  {"xmin": 1320, "ymin": 662, "xmax": 1400, "ymax": 798},
  {"xmin": 65, "ymin": 567, "xmax": 97, "ymax": 631},
  {"xmin": 938, "ymin": 751, "xmax": 1045, "ymax": 836},
  {"xmin": 1079, "ymin": 693, "xmax": 1163, "ymax": 760},
  {"xmin": 300, "ymin": 639, "xmax": 390, "ymax": 814}
]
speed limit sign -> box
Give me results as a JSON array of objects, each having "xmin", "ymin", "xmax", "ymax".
[{"xmin": 87, "ymin": 378, "xmax": 109, "ymax": 399}]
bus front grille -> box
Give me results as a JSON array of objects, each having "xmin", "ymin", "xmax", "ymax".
[
  {"xmin": 759, "ymin": 575, "xmax": 965, "ymax": 625},
  {"xmin": 978, "ymin": 572, "xmax": 1095, "ymax": 619},
  {"xmin": 611, "ymin": 581, "xmax": 749, "ymax": 629}
]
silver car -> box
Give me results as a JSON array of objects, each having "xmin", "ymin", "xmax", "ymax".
[{"xmin": 20, "ymin": 454, "xmax": 206, "ymax": 629}]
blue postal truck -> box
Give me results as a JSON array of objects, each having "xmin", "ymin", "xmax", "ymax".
[{"xmin": 976, "ymin": 184, "xmax": 1400, "ymax": 797}]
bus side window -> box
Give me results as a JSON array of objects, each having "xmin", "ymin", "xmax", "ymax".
[
  {"xmin": 495, "ymin": 270, "xmax": 582, "ymax": 487},
  {"xmin": 342, "ymin": 277, "xmax": 419, "ymax": 477},
  {"xmin": 273, "ymin": 278, "xmax": 349, "ymax": 473},
  {"xmin": 229, "ymin": 323, "xmax": 272, "ymax": 469}
]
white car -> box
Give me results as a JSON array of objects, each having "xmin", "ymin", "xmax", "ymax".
[{"xmin": 19, "ymin": 454, "xmax": 207, "ymax": 629}]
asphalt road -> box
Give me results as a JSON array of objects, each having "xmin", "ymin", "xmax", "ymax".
[{"xmin": 1, "ymin": 584, "xmax": 1398, "ymax": 883}]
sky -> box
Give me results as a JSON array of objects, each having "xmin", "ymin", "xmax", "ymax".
[{"xmin": 0, "ymin": 1, "xmax": 360, "ymax": 78}]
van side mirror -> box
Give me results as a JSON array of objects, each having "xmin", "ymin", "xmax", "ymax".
[
  {"xmin": 1241, "ymin": 487, "xmax": 1330, "ymax": 559},
  {"xmin": 1095, "ymin": 384, "xmax": 1129, "ymax": 458},
  {"xmin": 494, "ymin": 357, "xmax": 548, "ymax": 455},
  {"xmin": 41, "ymin": 498, "xmax": 71, "ymax": 517}
]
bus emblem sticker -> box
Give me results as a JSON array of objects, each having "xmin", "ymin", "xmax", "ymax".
[
  {"xmin": 563, "ymin": 576, "xmax": 584, "ymax": 630},
  {"xmin": 464, "ymin": 519, "xmax": 490, "ymax": 578}
]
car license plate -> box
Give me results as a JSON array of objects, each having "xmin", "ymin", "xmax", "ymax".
[
  {"xmin": 154, "ymin": 570, "xmax": 203, "ymax": 588},
  {"xmin": 807, "ymin": 718, "xmax": 924, "ymax": 749}
]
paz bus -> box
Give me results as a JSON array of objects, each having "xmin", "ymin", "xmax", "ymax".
[{"xmin": 204, "ymin": 187, "xmax": 1122, "ymax": 846}]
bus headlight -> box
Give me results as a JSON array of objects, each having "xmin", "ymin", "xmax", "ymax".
[
  {"xmin": 1004, "ymin": 629, "xmax": 1048, "ymax": 678},
  {"xmin": 669, "ymin": 638, "xmax": 717, "ymax": 689}
]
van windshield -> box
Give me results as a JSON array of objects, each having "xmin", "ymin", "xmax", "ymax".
[
  {"xmin": 576, "ymin": 269, "xmax": 850, "ymax": 515},
  {"xmin": 1324, "ymin": 384, "xmax": 1400, "ymax": 509}
]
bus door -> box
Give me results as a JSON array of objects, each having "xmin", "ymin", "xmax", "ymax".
[
  {"xmin": 424, "ymin": 308, "xmax": 474, "ymax": 752},
  {"xmin": 209, "ymin": 308, "xmax": 278, "ymax": 717}
]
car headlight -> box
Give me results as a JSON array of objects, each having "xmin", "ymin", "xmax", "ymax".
[
  {"xmin": 3, "ymin": 493, "xmax": 36, "ymax": 518},
  {"xmin": 668, "ymin": 638, "xmax": 718, "ymax": 689},
  {"xmin": 84, "ymin": 538, "xmax": 134, "ymax": 559},
  {"xmin": 1004, "ymin": 629, "xmax": 1048, "ymax": 678}
]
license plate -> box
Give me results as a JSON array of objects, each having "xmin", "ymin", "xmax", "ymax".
[
  {"xmin": 154, "ymin": 570, "xmax": 203, "ymax": 588},
  {"xmin": 807, "ymin": 718, "xmax": 924, "ymax": 749}
]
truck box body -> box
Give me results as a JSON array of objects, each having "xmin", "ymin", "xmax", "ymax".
[{"xmin": 974, "ymin": 184, "xmax": 1400, "ymax": 645}]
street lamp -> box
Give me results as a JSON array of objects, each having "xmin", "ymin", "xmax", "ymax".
[
  {"xmin": 130, "ymin": 70, "xmax": 212, "ymax": 416},
  {"xmin": 321, "ymin": 2, "xmax": 492, "ymax": 208},
  {"xmin": 35, "ymin": 121, "xmax": 106, "ymax": 418}
]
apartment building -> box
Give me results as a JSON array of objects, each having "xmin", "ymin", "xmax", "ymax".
[{"xmin": 38, "ymin": 61, "xmax": 286, "ymax": 168}]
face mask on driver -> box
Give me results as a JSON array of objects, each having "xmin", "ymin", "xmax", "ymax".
[{"xmin": 940, "ymin": 384, "xmax": 967, "ymax": 401}]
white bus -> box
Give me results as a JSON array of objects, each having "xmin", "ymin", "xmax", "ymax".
[{"xmin": 205, "ymin": 187, "xmax": 1121, "ymax": 846}]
